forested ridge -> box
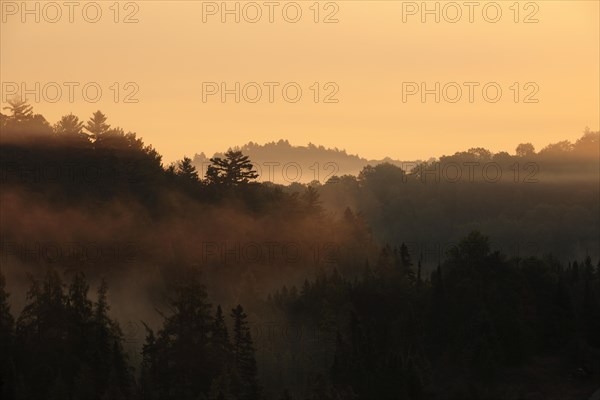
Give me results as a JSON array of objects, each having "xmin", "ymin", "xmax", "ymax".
[{"xmin": 0, "ymin": 100, "xmax": 599, "ymax": 399}]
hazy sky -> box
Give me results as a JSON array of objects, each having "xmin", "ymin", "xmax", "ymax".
[{"xmin": 1, "ymin": 0, "xmax": 598, "ymax": 163}]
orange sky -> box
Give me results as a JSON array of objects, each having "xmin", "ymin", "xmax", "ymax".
[{"xmin": 1, "ymin": 0, "xmax": 598, "ymax": 162}]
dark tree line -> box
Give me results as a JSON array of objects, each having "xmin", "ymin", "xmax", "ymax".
[
  {"xmin": 0, "ymin": 270, "xmax": 132, "ymax": 400},
  {"xmin": 317, "ymin": 130, "xmax": 599, "ymax": 262},
  {"xmin": 265, "ymin": 233, "xmax": 600, "ymax": 399},
  {"xmin": 2, "ymin": 100, "xmax": 598, "ymax": 263},
  {"xmin": 139, "ymin": 268, "xmax": 259, "ymax": 400},
  {"xmin": 0, "ymin": 99, "xmax": 322, "ymax": 217},
  {"xmin": 0, "ymin": 268, "xmax": 260, "ymax": 400}
]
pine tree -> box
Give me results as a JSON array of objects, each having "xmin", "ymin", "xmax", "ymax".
[
  {"xmin": 54, "ymin": 113, "xmax": 90, "ymax": 147},
  {"xmin": 140, "ymin": 323, "xmax": 160, "ymax": 400},
  {"xmin": 231, "ymin": 305, "xmax": 260, "ymax": 400},
  {"xmin": 212, "ymin": 305, "xmax": 231, "ymax": 367},
  {"xmin": 400, "ymin": 243, "xmax": 416, "ymax": 283},
  {"xmin": 0, "ymin": 270, "xmax": 13, "ymax": 341},
  {"xmin": 16, "ymin": 270, "xmax": 68, "ymax": 399},
  {"xmin": 86, "ymin": 110, "xmax": 111, "ymax": 141},
  {"xmin": 176, "ymin": 157, "xmax": 200, "ymax": 183},
  {"xmin": 95, "ymin": 279, "xmax": 111, "ymax": 328},
  {"xmin": 67, "ymin": 271, "xmax": 93, "ymax": 321},
  {"xmin": 206, "ymin": 150, "xmax": 258, "ymax": 185},
  {"xmin": 149, "ymin": 267, "xmax": 214, "ymax": 399},
  {"xmin": 429, "ymin": 264, "xmax": 446, "ymax": 355},
  {"xmin": 66, "ymin": 271, "xmax": 94, "ymax": 395},
  {"xmin": 0, "ymin": 271, "xmax": 15, "ymax": 400},
  {"xmin": 54, "ymin": 113, "xmax": 85, "ymax": 136},
  {"xmin": 92, "ymin": 279, "xmax": 132, "ymax": 398},
  {"xmin": 302, "ymin": 186, "xmax": 323, "ymax": 215},
  {"xmin": 2, "ymin": 96, "xmax": 33, "ymax": 122}
]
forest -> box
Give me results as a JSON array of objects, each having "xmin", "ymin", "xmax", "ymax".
[{"xmin": 0, "ymin": 98, "xmax": 599, "ymax": 399}]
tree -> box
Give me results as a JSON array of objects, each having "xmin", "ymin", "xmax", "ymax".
[
  {"xmin": 67, "ymin": 271, "xmax": 93, "ymax": 320},
  {"xmin": 86, "ymin": 110, "xmax": 111, "ymax": 141},
  {"xmin": 0, "ymin": 271, "xmax": 15, "ymax": 400},
  {"xmin": 66, "ymin": 271, "xmax": 94, "ymax": 396},
  {"xmin": 231, "ymin": 305, "xmax": 260, "ymax": 400},
  {"xmin": 0, "ymin": 271, "xmax": 13, "ymax": 342},
  {"xmin": 2, "ymin": 96, "xmax": 33, "ymax": 122},
  {"xmin": 393, "ymin": 243, "xmax": 415, "ymax": 283},
  {"xmin": 1, "ymin": 99, "xmax": 53, "ymax": 139},
  {"xmin": 140, "ymin": 323, "xmax": 159, "ymax": 400},
  {"xmin": 54, "ymin": 113, "xmax": 85, "ymax": 136},
  {"xmin": 206, "ymin": 150, "xmax": 258, "ymax": 186},
  {"xmin": 212, "ymin": 305, "xmax": 231, "ymax": 368},
  {"xmin": 539, "ymin": 140, "xmax": 573, "ymax": 155},
  {"xmin": 13, "ymin": 270, "xmax": 130, "ymax": 399},
  {"xmin": 399, "ymin": 243, "xmax": 412, "ymax": 269},
  {"xmin": 467, "ymin": 147, "xmax": 493, "ymax": 160},
  {"xmin": 302, "ymin": 186, "xmax": 323, "ymax": 215},
  {"xmin": 176, "ymin": 157, "xmax": 200, "ymax": 183},
  {"xmin": 0, "ymin": 112, "xmax": 8, "ymax": 128},
  {"xmin": 54, "ymin": 114, "xmax": 90, "ymax": 147},
  {"xmin": 144, "ymin": 268, "xmax": 214, "ymax": 399},
  {"xmin": 91, "ymin": 279, "xmax": 132, "ymax": 399},
  {"xmin": 16, "ymin": 270, "xmax": 67, "ymax": 399},
  {"xmin": 573, "ymin": 129, "xmax": 599, "ymax": 157},
  {"xmin": 515, "ymin": 143, "xmax": 535, "ymax": 157}
]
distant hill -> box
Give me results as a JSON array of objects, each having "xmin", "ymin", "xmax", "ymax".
[{"xmin": 192, "ymin": 139, "xmax": 424, "ymax": 184}]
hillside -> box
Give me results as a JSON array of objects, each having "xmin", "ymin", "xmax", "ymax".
[{"xmin": 193, "ymin": 139, "xmax": 424, "ymax": 184}]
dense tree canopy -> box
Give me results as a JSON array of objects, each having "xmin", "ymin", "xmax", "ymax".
[{"xmin": 0, "ymin": 102, "xmax": 598, "ymax": 399}]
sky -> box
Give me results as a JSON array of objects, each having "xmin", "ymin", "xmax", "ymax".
[{"xmin": 1, "ymin": 0, "xmax": 599, "ymax": 163}]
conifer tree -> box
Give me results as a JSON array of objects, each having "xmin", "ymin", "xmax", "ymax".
[
  {"xmin": 86, "ymin": 110, "xmax": 111, "ymax": 141},
  {"xmin": 2, "ymin": 96, "xmax": 33, "ymax": 122},
  {"xmin": 0, "ymin": 271, "xmax": 15, "ymax": 400},
  {"xmin": 231, "ymin": 305, "xmax": 260, "ymax": 400},
  {"xmin": 206, "ymin": 150, "xmax": 258, "ymax": 185}
]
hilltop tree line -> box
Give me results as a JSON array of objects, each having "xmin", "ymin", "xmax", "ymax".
[
  {"xmin": 1, "ymin": 98, "xmax": 259, "ymax": 189},
  {"xmin": 314, "ymin": 131, "xmax": 599, "ymax": 261}
]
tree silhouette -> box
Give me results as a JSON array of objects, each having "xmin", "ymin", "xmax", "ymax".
[
  {"xmin": 176, "ymin": 157, "xmax": 200, "ymax": 182},
  {"xmin": 54, "ymin": 113, "xmax": 90, "ymax": 147},
  {"xmin": 515, "ymin": 142, "xmax": 535, "ymax": 157},
  {"xmin": 86, "ymin": 110, "xmax": 111, "ymax": 141},
  {"xmin": 140, "ymin": 268, "xmax": 215, "ymax": 399},
  {"xmin": 0, "ymin": 112, "xmax": 8, "ymax": 127},
  {"xmin": 231, "ymin": 305, "xmax": 260, "ymax": 400},
  {"xmin": 212, "ymin": 305, "xmax": 231, "ymax": 369},
  {"xmin": 206, "ymin": 150, "xmax": 258, "ymax": 186},
  {"xmin": 54, "ymin": 113, "xmax": 85, "ymax": 136},
  {"xmin": 2, "ymin": 96, "xmax": 33, "ymax": 122},
  {"xmin": 11, "ymin": 270, "xmax": 131, "ymax": 399},
  {"xmin": 0, "ymin": 271, "xmax": 15, "ymax": 400},
  {"xmin": 302, "ymin": 186, "xmax": 323, "ymax": 216}
]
